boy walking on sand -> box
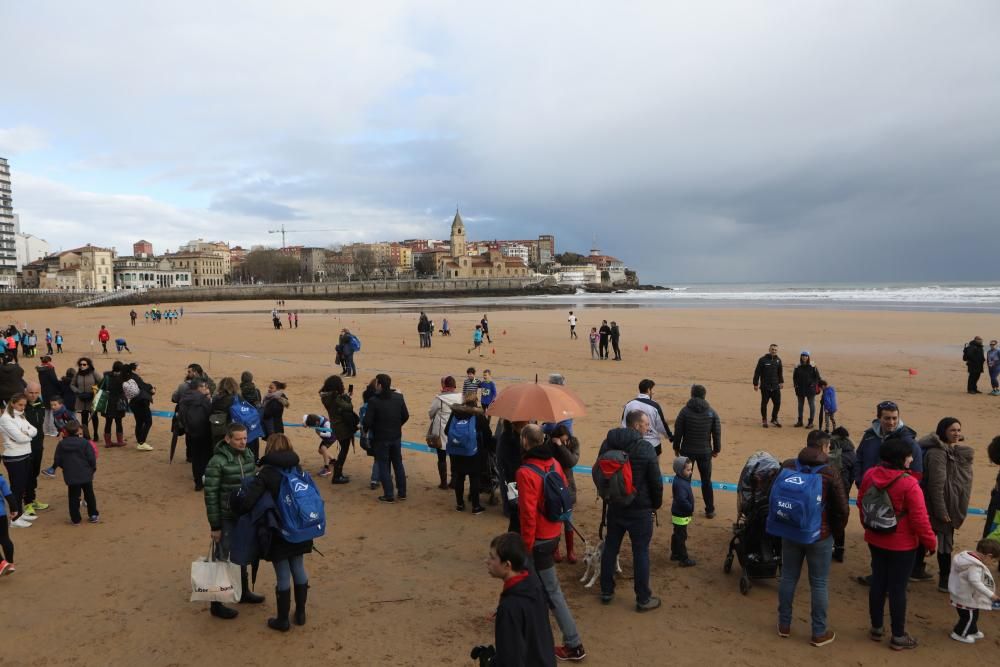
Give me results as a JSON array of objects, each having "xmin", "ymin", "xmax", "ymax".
[
  {"xmin": 567, "ymin": 312, "xmax": 577, "ymax": 339},
  {"xmin": 947, "ymin": 539, "xmax": 1000, "ymax": 643},
  {"xmin": 53, "ymin": 421, "xmax": 100, "ymax": 524},
  {"xmin": 671, "ymin": 457, "xmax": 696, "ymax": 566},
  {"xmin": 818, "ymin": 380, "xmax": 838, "ymax": 432}
]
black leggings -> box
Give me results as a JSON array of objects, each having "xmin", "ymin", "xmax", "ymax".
[
  {"xmin": 0, "ymin": 516, "xmax": 12, "ymax": 563},
  {"xmin": 79, "ymin": 406, "xmax": 100, "ymax": 437},
  {"xmin": 131, "ymin": 399, "xmax": 152, "ymax": 443},
  {"xmin": 2, "ymin": 456, "xmax": 30, "ymax": 517},
  {"xmin": 869, "ymin": 545, "xmax": 915, "ymax": 638},
  {"xmin": 334, "ymin": 437, "xmax": 351, "ymax": 470},
  {"xmin": 103, "ymin": 412, "xmax": 124, "ymax": 436},
  {"xmin": 68, "ymin": 482, "xmax": 99, "ymax": 523},
  {"xmin": 450, "ymin": 455, "xmax": 481, "ymax": 508}
]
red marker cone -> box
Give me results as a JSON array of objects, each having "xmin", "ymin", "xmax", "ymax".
[
  {"xmin": 402, "ymin": 339, "xmax": 406, "ymax": 345},
  {"xmin": 502, "ymin": 330, "xmax": 507, "ymax": 335},
  {"xmin": 492, "ymin": 348, "xmax": 496, "ymax": 355},
  {"xmin": 644, "ymin": 345, "xmax": 649, "ymax": 352},
  {"xmin": 908, "ymin": 368, "xmax": 917, "ymax": 376}
]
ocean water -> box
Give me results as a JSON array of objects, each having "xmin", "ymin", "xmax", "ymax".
[{"xmin": 194, "ymin": 282, "xmax": 1000, "ymax": 315}]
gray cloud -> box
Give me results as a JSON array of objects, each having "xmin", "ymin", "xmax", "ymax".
[{"xmin": 3, "ymin": 1, "xmax": 1000, "ymax": 282}]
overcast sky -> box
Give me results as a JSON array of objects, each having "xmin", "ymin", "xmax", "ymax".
[{"xmin": 2, "ymin": 2, "xmax": 998, "ymax": 283}]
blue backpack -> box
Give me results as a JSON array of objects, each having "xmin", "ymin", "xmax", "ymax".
[
  {"xmin": 766, "ymin": 462, "xmax": 826, "ymax": 544},
  {"xmin": 230, "ymin": 397, "xmax": 265, "ymax": 442},
  {"xmin": 446, "ymin": 415, "xmax": 479, "ymax": 457},
  {"xmin": 524, "ymin": 462, "xmax": 574, "ymax": 523},
  {"xmin": 277, "ymin": 468, "xmax": 326, "ymax": 543},
  {"xmin": 348, "ymin": 334, "xmax": 361, "ymax": 352}
]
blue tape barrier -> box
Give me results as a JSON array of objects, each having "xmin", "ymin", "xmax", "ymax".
[{"xmin": 149, "ymin": 409, "xmax": 988, "ymax": 516}]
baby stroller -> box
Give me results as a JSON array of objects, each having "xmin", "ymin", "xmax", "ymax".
[
  {"xmin": 481, "ymin": 443, "xmax": 501, "ymax": 506},
  {"xmin": 724, "ymin": 451, "xmax": 782, "ymax": 594}
]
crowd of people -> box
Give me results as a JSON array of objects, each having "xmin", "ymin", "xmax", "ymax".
[{"xmin": 3, "ymin": 314, "xmax": 1000, "ymax": 664}]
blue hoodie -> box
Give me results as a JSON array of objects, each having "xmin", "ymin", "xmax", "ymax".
[
  {"xmin": 0, "ymin": 473, "xmax": 12, "ymax": 517},
  {"xmin": 671, "ymin": 457, "xmax": 694, "ymax": 521},
  {"xmin": 855, "ymin": 419, "xmax": 922, "ymax": 489}
]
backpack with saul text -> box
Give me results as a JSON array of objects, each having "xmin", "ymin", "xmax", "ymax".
[
  {"xmin": 860, "ymin": 473, "xmax": 908, "ymax": 533},
  {"xmin": 446, "ymin": 415, "xmax": 479, "ymax": 457},
  {"xmin": 592, "ymin": 449, "xmax": 637, "ymax": 508},
  {"xmin": 277, "ymin": 468, "xmax": 326, "ymax": 543},
  {"xmin": 524, "ymin": 462, "xmax": 574, "ymax": 523},
  {"xmin": 230, "ymin": 396, "xmax": 265, "ymax": 442},
  {"xmin": 766, "ymin": 462, "xmax": 826, "ymax": 543}
]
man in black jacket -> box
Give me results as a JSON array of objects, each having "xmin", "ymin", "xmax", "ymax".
[
  {"xmin": 672, "ymin": 384, "xmax": 721, "ymax": 518},
  {"xmin": 179, "ymin": 379, "xmax": 213, "ymax": 491},
  {"xmin": 596, "ymin": 410, "xmax": 664, "ymax": 611},
  {"xmin": 963, "ymin": 336, "xmax": 986, "ymax": 394},
  {"xmin": 486, "ymin": 532, "xmax": 555, "ymax": 667},
  {"xmin": 609, "ymin": 322, "xmax": 622, "ymax": 361},
  {"xmin": 753, "ymin": 343, "xmax": 784, "ymax": 428},
  {"xmin": 362, "ymin": 373, "xmax": 409, "ymax": 503},
  {"xmin": 598, "ymin": 321, "xmax": 612, "ymax": 360}
]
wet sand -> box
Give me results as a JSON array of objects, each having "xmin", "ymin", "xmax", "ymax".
[{"xmin": 4, "ymin": 299, "xmax": 1000, "ymax": 666}]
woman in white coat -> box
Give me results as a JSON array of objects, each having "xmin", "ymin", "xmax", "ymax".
[
  {"xmin": 427, "ymin": 376, "xmax": 462, "ymax": 490},
  {"xmin": 0, "ymin": 393, "xmax": 38, "ymax": 527}
]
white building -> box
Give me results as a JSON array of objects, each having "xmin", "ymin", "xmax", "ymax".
[
  {"xmin": 554, "ymin": 264, "xmax": 601, "ymax": 286},
  {"xmin": 0, "ymin": 159, "xmax": 17, "ymax": 287},
  {"xmin": 15, "ymin": 229, "xmax": 50, "ymax": 270},
  {"xmin": 114, "ymin": 256, "xmax": 192, "ymax": 290},
  {"xmin": 500, "ymin": 243, "xmax": 530, "ymax": 265}
]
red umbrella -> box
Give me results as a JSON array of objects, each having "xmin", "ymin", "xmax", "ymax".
[{"xmin": 485, "ymin": 381, "xmax": 587, "ymax": 423}]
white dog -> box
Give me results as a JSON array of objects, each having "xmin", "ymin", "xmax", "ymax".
[{"xmin": 579, "ymin": 539, "xmax": 623, "ymax": 588}]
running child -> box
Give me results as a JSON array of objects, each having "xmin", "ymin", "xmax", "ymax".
[
  {"xmin": 114, "ymin": 337, "xmax": 131, "ymax": 353},
  {"xmin": 469, "ymin": 325, "xmax": 484, "ymax": 357}
]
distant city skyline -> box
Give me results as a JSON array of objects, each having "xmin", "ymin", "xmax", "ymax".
[{"xmin": 2, "ymin": 2, "xmax": 999, "ymax": 284}]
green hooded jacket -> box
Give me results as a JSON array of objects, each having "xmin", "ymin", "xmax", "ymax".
[{"xmin": 203, "ymin": 440, "xmax": 256, "ymax": 530}]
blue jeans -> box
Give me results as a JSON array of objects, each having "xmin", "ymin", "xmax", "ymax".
[
  {"xmin": 600, "ymin": 508, "xmax": 653, "ymax": 604},
  {"xmin": 778, "ymin": 535, "xmax": 833, "ymax": 636},
  {"xmin": 376, "ymin": 439, "xmax": 406, "ymax": 498},
  {"xmin": 273, "ymin": 555, "xmax": 308, "ymax": 591},
  {"xmin": 370, "ymin": 460, "xmax": 380, "ymax": 483},
  {"xmin": 343, "ymin": 350, "xmax": 356, "ymax": 375}
]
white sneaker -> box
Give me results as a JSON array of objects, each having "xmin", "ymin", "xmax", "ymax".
[
  {"xmin": 12, "ymin": 516, "xmax": 33, "ymax": 528},
  {"xmin": 950, "ymin": 631, "xmax": 975, "ymax": 644},
  {"xmin": 973, "ymin": 631, "xmax": 985, "ymax": 639},
  {"xmin": 136, "ymin": 443, "xmax": 154, "ymax": 451},
  {"xmin": 20, "ymin": 513, "xmax": 38, "ymax": 522}
]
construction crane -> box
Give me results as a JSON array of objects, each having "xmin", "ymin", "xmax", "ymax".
[{"xmin": 268, "ymin": 223, "xmax": 347, "ymax": 249}]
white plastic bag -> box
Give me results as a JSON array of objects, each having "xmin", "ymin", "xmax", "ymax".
[{"xmin": 190, "ymin": 541, "xmax": 241, "ymax": 603}]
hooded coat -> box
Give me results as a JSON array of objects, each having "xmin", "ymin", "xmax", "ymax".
[
  {"xmin": 595, "ymin": 427, "xmax": 663, "ymax": 513},
  {"xmin": 792, "ymin": 358, "xmax": 821, "ymax": 398},
  {"xmin": 515, "ymin": 441, "xmax": 566, "ymax": 552},
  {"xmin": 320, "ymin": 391, "xmax": 357, "ymax": 442},
  {"xmin": 36, "ymin": 364, "xmax": 62, "ymax": 403},
  {"xmin": 236, "ymin": 449, "xmax": 314, "ymax": 561},
  {"xmin": 672, "ymin": 397, "xmax": 721, "ymax": 456},
  {"xmin": 427, "ymin": 391, "xmax": 462, "ymax": 445},
  {"xmin": 0, "ymin": 363, "xmax": 25, "ymax": 404},
  {"xmin": 948, "ymin": 551, "xmax": 997, "ymax": 610},
  {"xmin": 671, "ymin": 457, "xmax": 694, "ymax": 519},
  {"xmin": 53, "ymin": 435, "xmax": 97, "ymax": 486},
  {"xmin": 203, "ymin": 440, "xmax": 257, "ymax": 530},
  {"xmin": 964, "ymin": 339, "xmax": 986, "ymax": 372},
  {"xmin": 261, "ymin": 390, "xmax": 289, "ymax": 436},
  {"xmin": 858, "ymin": 465, "xmax": 936, "ymax": 553},
  {"xmin": 918, "ymin": 433, "xmax": 974, "ymax": 532},
  {"xmin": 549, "ymin": 432, "xmax": 580, "ymax": 506},
  {"xmin": 446, "ymin": 403, "xmax": 493, "ymax": 475}
]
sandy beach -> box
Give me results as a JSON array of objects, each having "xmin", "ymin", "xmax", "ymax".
[{"xmin": 4, "ymin": 299, "xmax": 1000, "ymax": 666}]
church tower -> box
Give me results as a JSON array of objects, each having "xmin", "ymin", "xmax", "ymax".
[{"xmin": 450, "ymin": 209, "xmax": 467, "ymax": 258}]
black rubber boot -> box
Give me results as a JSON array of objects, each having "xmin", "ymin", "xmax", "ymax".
[
  {"xmin": 210, "ymin": 601, "xmax": 239, "ymax": 619},
  {"xmin": 293, "ymin": 583, "xmax": 309, "ymax": 626},
  {"xmin": 267, "ymin": 588, "xmax": 291, "ymax": 632},
  {"xmin": 240, "ymin": 568, "xmax": 265, "ymax": 604},
  {"xmin": 332, "ymin": 463, "xmax": 350, "ymax": 485}
]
